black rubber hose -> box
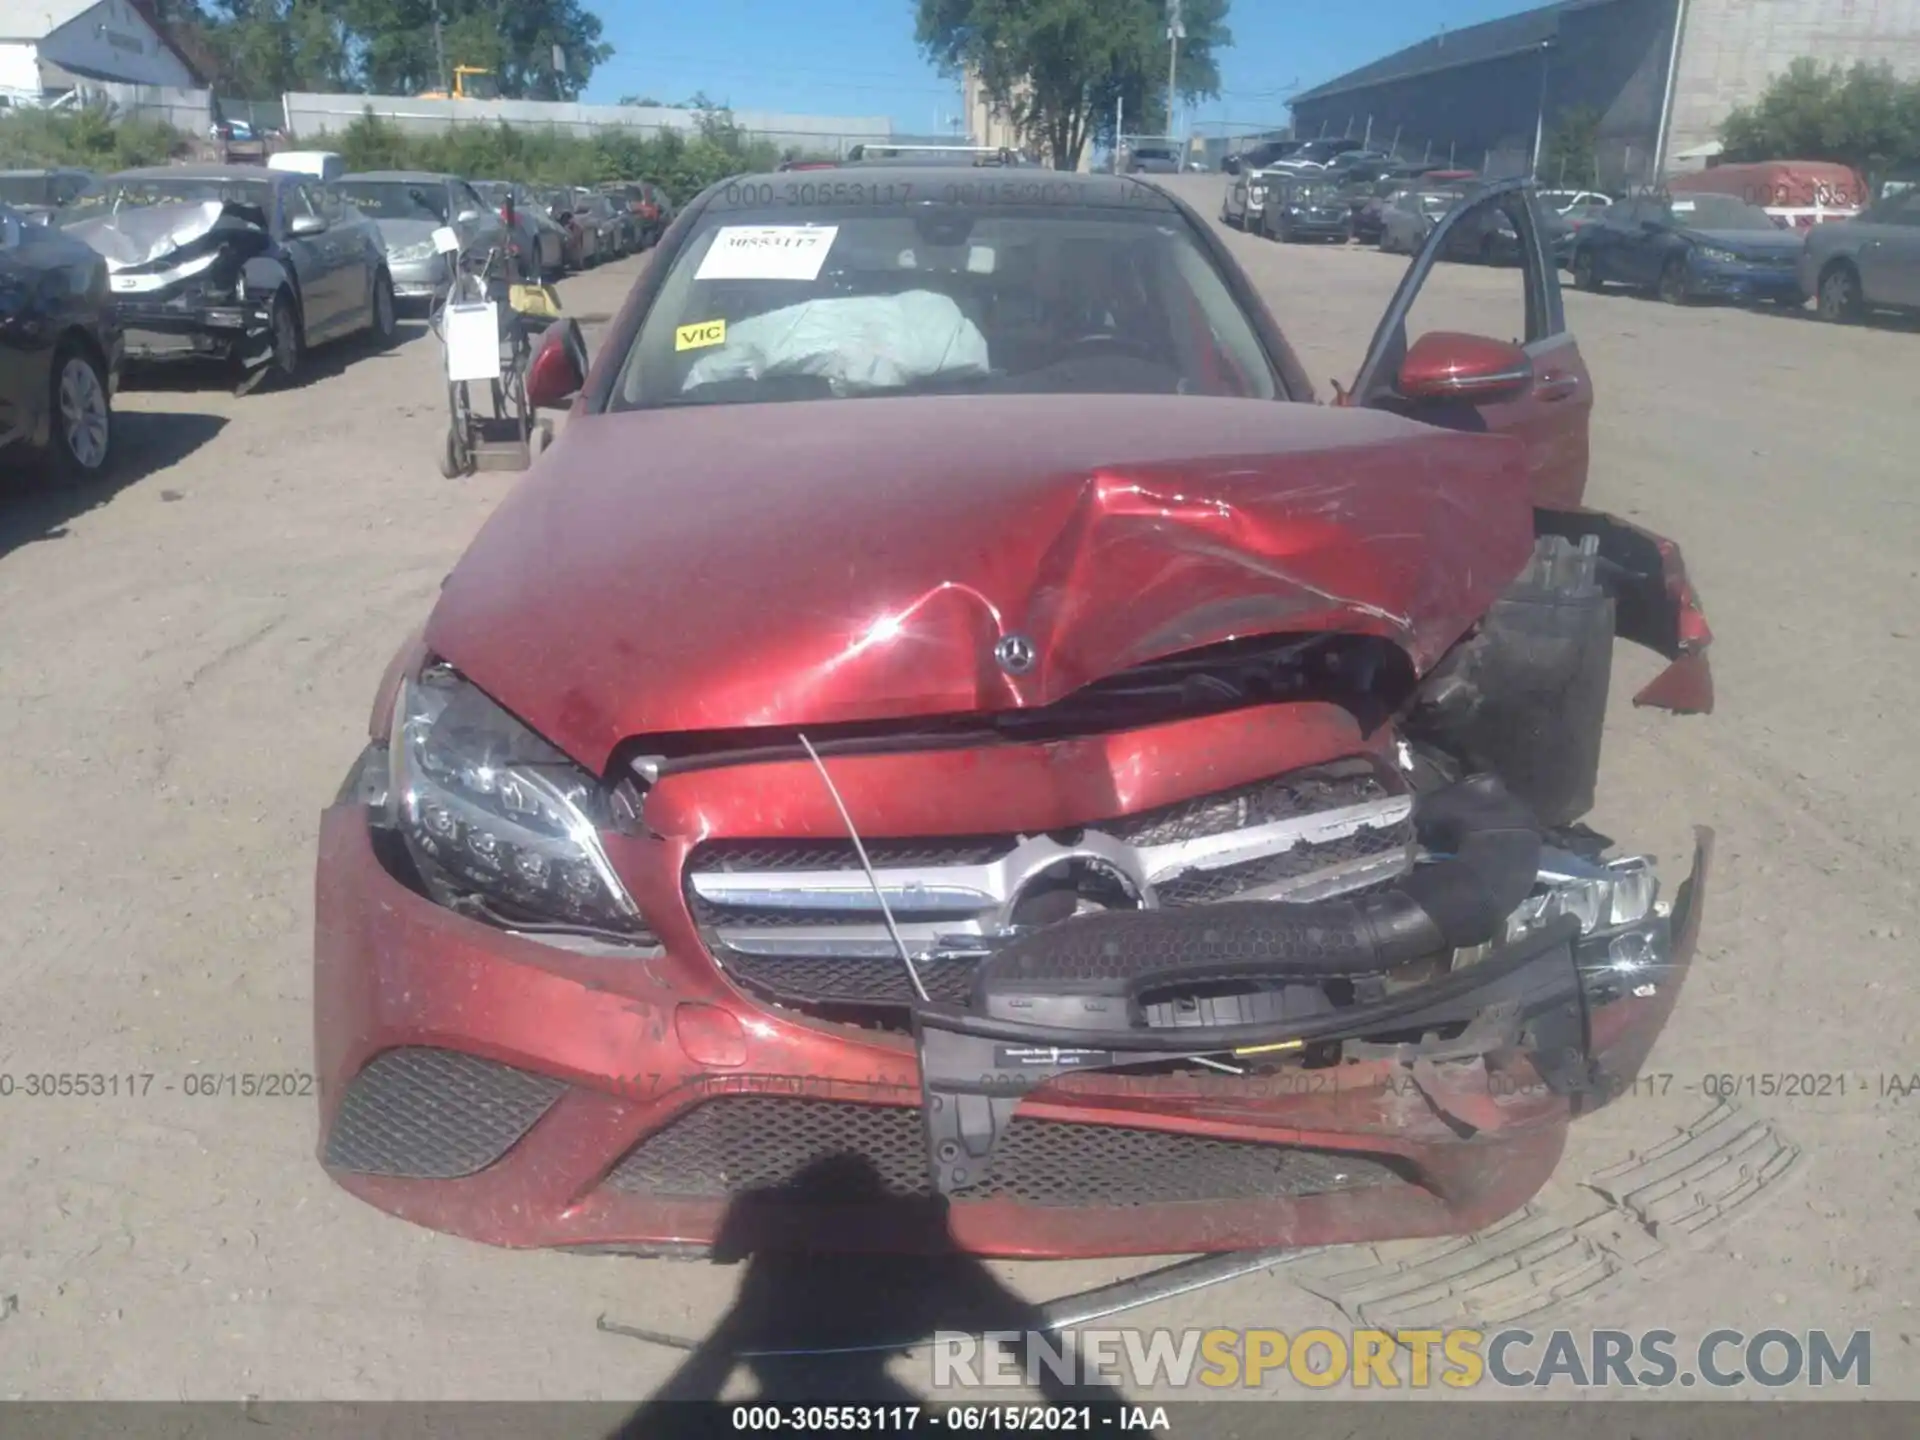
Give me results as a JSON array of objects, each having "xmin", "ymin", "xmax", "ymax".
[{"xmin": 971, "ymin": 773, "xmax": 1541, "ymax": 999}]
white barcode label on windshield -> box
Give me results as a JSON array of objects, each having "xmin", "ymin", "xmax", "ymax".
[{"xmin": 694, "ymin": 225, "xmax": 838, "ymax": 281}]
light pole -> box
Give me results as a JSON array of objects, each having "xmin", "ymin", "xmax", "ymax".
[
  {"xmin": 1166, "ymin": 0, "xmax": 1185, "ymax": 142},
  {"xmin": 431, "ymin": 1, "xmax": 449, "ymax": 96},
  {"xmin": 1530, "ymin": 39, "xmax": 1555, "ymax": 177}
]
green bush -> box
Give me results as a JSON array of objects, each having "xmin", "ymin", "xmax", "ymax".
[
  {"xmin": 334, "ymin": 107, "xmax": 804, "ymax": 203},
  {"xmin": 0, "ymin": 105, "xmax": 190, "ymax": 170}
]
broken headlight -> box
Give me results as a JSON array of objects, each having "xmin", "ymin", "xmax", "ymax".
[
  {"xmin": 1505, "ymin": 854, "xmax": 1658, "ymax": 940},
  {"xmin": 387, "ymin": 663, "xmax": 648, "ymax": 936},
  {"xmin": 1453, "ymin": 853, "xmax": 1664, "ymax": 989}
]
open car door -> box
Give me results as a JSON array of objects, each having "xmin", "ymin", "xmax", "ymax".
[{"xmin": 1345, "ymin": 176, "xmax": 1714, "ymax": 714}]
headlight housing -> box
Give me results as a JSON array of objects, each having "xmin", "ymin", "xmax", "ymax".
[
  {"xmin": 386, "ymin": 662, "xmax": 649, "ymax": 938},
  {"xmin": 1697, "ymin": 246, "xmax": 1739, "ymax": 264}
]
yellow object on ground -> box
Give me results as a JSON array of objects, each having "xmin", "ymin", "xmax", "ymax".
[{"xmin": 509, "ymin": 283, "xmax": 563, "ymax": 318}]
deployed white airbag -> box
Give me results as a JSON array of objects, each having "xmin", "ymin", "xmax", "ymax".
[{"xmin": 682, "ymin": 289, "xmax": 990, "ymax": 392}]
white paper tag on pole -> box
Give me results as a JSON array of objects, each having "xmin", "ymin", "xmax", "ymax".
[
  {"xmin": 694, "ymin": 225, "xmax": 838, "ymax": 282},
  {"xmin": 445, "ymin": 301, "xmax": 502, "ymax": 382}
]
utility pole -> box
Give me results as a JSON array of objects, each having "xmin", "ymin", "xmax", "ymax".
[
  {"xmin": 1166, "ymin": 0, "xmax": 1184, "ymax": 141},
  {"xmin": 431, "ymin": 1, "xmax": 449, "ymax": 96},
  {"xmin": 1530, "ymin": 39, "xmax": 1554, "ymax": 177},
  {"xmin": 1115, "ymin": 92, "xmax": 1124, "ymax": 172}
]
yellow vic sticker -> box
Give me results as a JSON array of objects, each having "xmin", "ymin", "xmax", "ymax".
[{"xmin": 675, "ymin": 318, "xmax": 727, "ymax": 351}]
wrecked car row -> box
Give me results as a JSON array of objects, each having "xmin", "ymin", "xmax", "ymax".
[{"xmin": 314, "ymin": 170, "xmax": 1716, "ymax": 1260}]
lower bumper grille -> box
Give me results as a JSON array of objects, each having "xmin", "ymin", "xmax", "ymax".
[
  {"xmin": 604, "ymin": 1097, "xmax": 1403, "ymax": 1206},
  {"xmin": 323, "ymin": 1046, "xmax": 566, "ymax": 1179}
]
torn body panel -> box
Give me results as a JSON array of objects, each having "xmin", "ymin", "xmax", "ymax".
[{"xmin": 1536, "ymin": 507, "xmax": 1714, "ymax": 713}]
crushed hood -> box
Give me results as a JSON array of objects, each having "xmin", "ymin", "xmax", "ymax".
[
  {"xmin": 66, "ymin": 200, "xmax": 267, "ymax": 270},
  {"xmin": 425, "ymin": 393, "xmax": 1537, "ymax": 771}
]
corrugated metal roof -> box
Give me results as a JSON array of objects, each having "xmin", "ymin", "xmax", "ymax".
[
  {"xmin": 1291, "ymin": 0, "xmax": 1569, "ymax": 105},
  {"xmin": 0, "ymin": 0, "xmax": 102, "ymax": 40}
]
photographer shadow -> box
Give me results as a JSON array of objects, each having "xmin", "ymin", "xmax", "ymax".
[{"xmin": 609, "ymin": 1153, "xmax": 1129, "ymax": 1437}]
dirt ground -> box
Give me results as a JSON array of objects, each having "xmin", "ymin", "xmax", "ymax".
[{"xmin": 2, "ymin": 176, "xmax": 1917, "ymax": 1404}]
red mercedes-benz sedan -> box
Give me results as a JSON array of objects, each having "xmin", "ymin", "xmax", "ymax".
[{"xmin": 314, "ymin": 168, "xmax": 1714, "ymax": 1258}]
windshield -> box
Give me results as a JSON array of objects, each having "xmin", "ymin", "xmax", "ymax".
[
  {"xmin": 0, "ymin": 175, "xmax": 57, "ymax": 205},
  {"xmin": 1666, "ymin": 194, "xmax": 1779, "ymax": 230},
  {"xmin": 102, "ymin": 176, "xmax": 273, "ymax": 213},
  {"xmin": 1289, "ymin": 183, "xmax": 1339, "ymax": 202},
  {"xmin": 339, "ymin": 181, "xmax": 447, "ymax": 222},
  {"xmin": 609, "ymin": 202, "xmax": 1277, "ymax": 410},
  {"xmin": 1419, "ymin": 190, "xmax": 1461, "ymax": 212}
]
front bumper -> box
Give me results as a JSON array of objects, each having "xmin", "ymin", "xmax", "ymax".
[
  {"xmin": 314, "ymin": 759, "xmax": 1709, "ymax": 1258},
  {"xmin": 116, "ymin": 293, "xmax": 269, "ymax": 365},
  {"xmin": 1275, "ymin": 212, "xmax": 1350, "ymax": 238},
  {"xmin": 1686, "ymin": 257, "xmax": 1804, "ymax": 303},
  {"xmin": 389, "ymin": 256, "xmax": 449, "ymax": 302}
]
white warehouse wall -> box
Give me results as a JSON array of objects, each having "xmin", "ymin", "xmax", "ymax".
[{"xmin": 1668, "ymin": 0, "xmax": 1920, "ymax": 161}]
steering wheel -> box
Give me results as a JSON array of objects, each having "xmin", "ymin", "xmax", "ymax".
[{"xmin": 1052, "ymin": 332, "xmax": 1165, "ymax": 366}]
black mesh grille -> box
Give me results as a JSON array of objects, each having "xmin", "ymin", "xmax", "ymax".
[
  {"xmin": 721, "ymin": 951, "xmax": 979, "ymax": 1005},
  {"xmin": 688, "ymin": 837, "xmax": 1015, "ymax": 872},
  {"xmin": 323, "ymin": 1047, "xmax": 566, "ymax": 1179},
  {"xmin": 603, "ymin": 1097, "xmax": 1402, "ymax": 1206}
]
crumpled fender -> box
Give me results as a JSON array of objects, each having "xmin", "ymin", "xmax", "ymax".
[{"xmin": 1536, "ymin": 507, "xmax": 1714, "ymax": 714}]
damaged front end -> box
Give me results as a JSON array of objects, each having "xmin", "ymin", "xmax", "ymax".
[
  {"xmin": 900, "ymin": 531, "xmax": 1713, "ymax": 1201},
  {"xmin": 67, "ymin": 201, "xmax": 278, "ymax": 373}
]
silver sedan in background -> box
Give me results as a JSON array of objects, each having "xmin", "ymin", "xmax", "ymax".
[
  {"xmin": 339, "ymin": 172, "xmax": 503, "ymax": 306},
  {"xmin": 1377, "ymin": 186, "xmax": 1468, "ymax": 254}
]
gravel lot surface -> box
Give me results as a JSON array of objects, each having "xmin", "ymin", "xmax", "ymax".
[{"xmin": 2, "ymin": 175, "xmax": 1915, "ymax": 1404}]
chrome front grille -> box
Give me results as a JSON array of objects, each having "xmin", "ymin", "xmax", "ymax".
[{"xmin": 684, "ymin": 758, "xmax": 1413, "ymax": 1010}]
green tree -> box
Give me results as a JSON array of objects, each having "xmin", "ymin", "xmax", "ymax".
[
  {"xmin": 1720, "ymin": 58, "xmax": 1920, "ymax": 177},
  {"xmin": 172, "ymin": 0, "xmax": 610, "ymax": 100},
  {"xmin": 916, "ymin": 0, "xmax": 1229, "ymax": 170},
  {"xmin": 1542, "ymin": 104, "xmax": 1600, "ymax": 186}
]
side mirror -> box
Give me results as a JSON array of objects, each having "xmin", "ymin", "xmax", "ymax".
[
  {"xmin": 1397, "ymin": 331, "xmax": 1532, "ymax": 404},
  {"xmin": 526, "ymin": 317, "xmax": 588, "ymax": 410},
  {"xmin": 455, "ymin": 209, "xmax": 480, "ymax": 225},
  {"xmin": 289, "ymin": 214, "xmax": 328, "ymax": 237}
]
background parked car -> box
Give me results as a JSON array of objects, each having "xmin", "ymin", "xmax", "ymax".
[
  {"xmin": 1127, "ymin": 142, "xmax": 1181, "ymax": 174},
  {"xmin": 471, "ymin": 181, "xmax": 567, "ymax": 280},
  {"xmin": 1377, "ymin": 185, "xmax": 1467, "ymax": 254},
  {"xmin": 1220, "ymin": 139, "xmax": 1302, "ymax": 175},
  {"xmin": 1538, "ymin": 189, "xmax": 1612, "ymax": 215},
  {"xmin": 65, "ymin": 165, "xmax": 395, "ymax": 390},
  {"xmin": 574, "ymin": 190, "xmax": 635, "ymax": 257},
  {"xmin": 1569, "ymin": 192, "xmax": 1805, "ymax": 306},
  {"xmin": 339, "ymin": 171, "xmax": 502, "ymax": 308},
  {"xmin": 536, "ymin": 187, "xmax": 592, "ymax": 269},
  {"xmin": 0, "ymin": 168, "xmax": 100, "ymax": 224},
  {"xmin": 0, "ymin": 202, "xmax": 120, "ymax": 478},
  {"xmin": 601, "ymin": 181, "xmax": 671, "ymax": 247},
  {"xmin": 1799, "ymin": 184, "xmax": 1920, "ymax": 323},
  {"xmin": 1262, "ymin": 174, "xmax": 1353, "ymax": 242}
]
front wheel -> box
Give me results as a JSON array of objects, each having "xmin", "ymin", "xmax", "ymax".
[
  {"xmin": 1572, "ymin": 248, "xmax": 1602, "ymax": 291},
  {"xmin": 367, "ymin": 269, "xmax": 398, "ymax": 347},
  {"xmin": 266, "ymin": 291, "xmax": 302, "ymax": 388},
  {"xmin": 1817, "ymin": 263, "xmax": 1863, "ymax": 323},
  {"xmin": 41, "ymin": 345, "xmax": 113, "ymax": 481},
  {"xmin": 1658, "ymin": 257, "xmax": 1691, "ymax": 305}
]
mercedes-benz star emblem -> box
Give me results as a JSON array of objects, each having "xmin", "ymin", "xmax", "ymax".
[{"xmin": 994, "ymin": 633, "xmax": 1038, "ymax": 675}]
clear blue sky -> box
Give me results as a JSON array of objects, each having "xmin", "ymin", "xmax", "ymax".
[{"xmin": 581, "ymin": 0, "xmax": 1539, "ymax": 133}]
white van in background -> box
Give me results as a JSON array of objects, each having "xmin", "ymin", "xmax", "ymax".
[{"xmin": 267, "ymin": 151, "xmax": 346, "ymax": 184}]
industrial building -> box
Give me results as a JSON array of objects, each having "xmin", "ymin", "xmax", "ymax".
[
  {"xmin": 0, "ymin": 0, "xmax": 203, "ymax": 96},
  {"xmin": 1287, "ymin": 0, "xmax": 1920, "ymax": 189}
]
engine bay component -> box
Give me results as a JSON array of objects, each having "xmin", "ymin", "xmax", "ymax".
[{"xmin": 1405, "ymin": 535, "xmax": 1614, "ymax": 827}]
